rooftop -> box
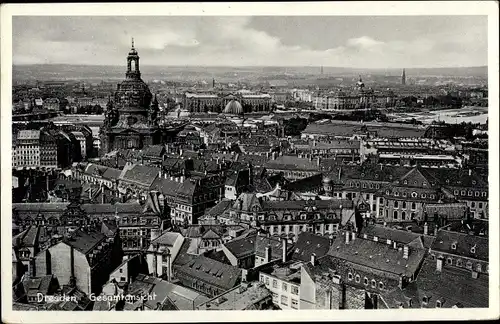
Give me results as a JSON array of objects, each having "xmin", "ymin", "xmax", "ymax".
[{"xmin": 197, "ymin": 282, "xmax": 271, "ymax": 310}]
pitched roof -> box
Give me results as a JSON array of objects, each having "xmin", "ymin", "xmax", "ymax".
[
  {"xmin": 223, "ymin": 234, "xmax": 257, "ymax": 258},
  {"xmin": 152, "ymin": 231, "xmax": 183, "ymax": 247},
  {"xmin": 62, "ymin": 229, "xmax": 106, "ymax": 255},
  {"xmin": 431, "ymin": 230, "xmax": 488, "ymax": 261},
  {"xmin": 178, "ymin": 255, "xmax": 241, "ymax": 291},
  {"xmin": 327, "ymin": 236, "xmax": 426, "ymax": 277},
  {"xmin": 121, "ymin": 164, "xmax": 160, "ymax": 187},
  {"xmin": 292, "ymin": 232, "xmax": 331, "ymax": 262},
  {"xmin": 150, "ymin": 177, "xmax": 198, "ymax": 199},
  {"xmin": 360, "ymin": 224, "xmax": 435, "ymax": 249}
]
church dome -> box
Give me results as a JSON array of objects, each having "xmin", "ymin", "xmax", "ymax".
[{"xmin": 223, "ymin": 99, "xmax": 243, "ymax": 115}]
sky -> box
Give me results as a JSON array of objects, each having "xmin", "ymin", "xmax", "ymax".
[{"xmin": 12, "ymin": 16, "xmax": 488, "ymax": 68}]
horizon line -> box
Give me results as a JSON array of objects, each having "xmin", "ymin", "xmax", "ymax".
[{"xmin": 12, "ymin": 63, "xmax": 488, "ymax": 70}]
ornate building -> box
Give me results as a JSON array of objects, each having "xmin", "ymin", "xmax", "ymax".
[{"xmin": 100, "ymin": 40, "xmax": 161, "ymax": 153}]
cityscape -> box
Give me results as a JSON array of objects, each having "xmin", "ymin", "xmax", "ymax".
[{"xmin": 9, "ymin": 14, "xmax": 490, "ymax": 313}]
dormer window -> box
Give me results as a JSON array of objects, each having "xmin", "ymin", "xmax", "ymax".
[
  {"xmin": 394, "ymin": 191, "xmax": 399, "ymax": 197},
  {"xmin": 361, "ymin": 173, "xmax": 365, "ymax": 177},
  {"xmin": 403, "ymin": 180, "xmax": 408, "ymax": 185},
  {"xmin": 436, "ymin": 300, "xmax": 442, "ymax": 308},
  {"xmin": 385, "ymin": 190, "xmax": 390, "ymax": 195},
  {"xmin": 371, "ymin": 279, "xmax": 376, "ymax": 288},
  {"xmin": 475, "ymin": 191, "xmax": 479, "ymax": 197},
  {"xmin": 471, "ymin": 246, "xmax": 476, "ymax": 254},
  {"xmin": 411, "ymin": 192, "xmax": 417, "ymax": 198},
  {"xmin": 421, "ymin": 193, "xmax": 426, "ymax": 198},
  {"xmin": 422, "ymin": 296, "xmax": 429, "ymax": 304},
  {"xmin": 379, "ymin": 282, "xmax": 384, "ymax": 290},
  {"xmin": 363, "ymin": 277, "xmax": 368, "ymax": 286},
  {"xmin": 451, "ymin": 242, "xmax": 457, "ymax": 250},
  {"xmin": 348, "ymin": 272, "xmax": 353, "ymax": 281},
  {"xmin": 413, "ymin": 181, "xmax": 418, "ymax": 185},
  {"xmin": 472, "ymin": 180, "xmax": 476, "ymax": 185}
]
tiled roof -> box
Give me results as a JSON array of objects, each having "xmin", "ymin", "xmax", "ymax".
[
  {"xmin": 254, "ymin": 235, "xmax": 290, "ymax": 259},
  {"xmin": 404, "ymin": 258, "xmax": 488, "ymax": 308},
  {"xmin": 150, "ymin": 177, "xmax": 197, "ymax": 199},
  {"xmin": 152, "ymin": 231, "xmax": 183, "ymax": 247},
  {"xmin": 327, "ymin": 236, "xmax": 426, "ymax": 276},
  {"xmin": 22, "ymin": 275, "xmax": 54, "ymax": 296},
  {"xmin": 360, "ymin": 224, "xmax": 435, "ymax": 249},
  {"xmin": 142, "ymin": 145, "xmax": 165, "ymax": 158},
  {"xmin": 63, "ymin": 229, "xmax": 106, "ymax": 255},
  {"xmin": 261, "ymin": 199, "xmax": 354, "ymax": 211},
  {"xmin": 292, "ymin": 232, "xmax": 331, "ymax": 262},
  {"xmin": 431, "ymin": 230, "xmax": 488, "ymax": 262},
  {"xmin": 204, "ymin": 200, "xmax": 232, "ymax": 218},
  {"xmin": 224, "ymin": 234, "xmax": 257, "ymax": 258},
  {"xmin": 177, "ymin": 255, "xmax": 241, "ymax": 291},
  {"xmin": 264, "ymin": 155, "xmax": 320, "ymax": 171},
  {"xmin": 121, "ymin": 164, "xmax": 160, "ymax": 187}
]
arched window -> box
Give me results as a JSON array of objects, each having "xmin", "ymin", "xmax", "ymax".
[
  {"xmin": 401, "ymin": 212, "xmax": 406, "ymax": 220},
  {"xmin": 363, "ymin": 277, "xmax": 369, "ymax": 285},
  {"xmin": 393, "ymin": 211, "xmax": 398, "ymax": 219},
  {"xmin": 355, "ymin": 274, "xmax": 360, "ymax": 283}
]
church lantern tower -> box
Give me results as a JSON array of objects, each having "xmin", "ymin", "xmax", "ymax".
[{"xmin": 126, "ymin": 38, "xmax": 141, "ymax": 79}]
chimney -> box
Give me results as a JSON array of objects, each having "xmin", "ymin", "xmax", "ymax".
[
  {"xmin": 345, "ymin": 231, "xmax": 350, "ymax": 244},
  {"xmin": 403, "ymin": 245, "xmax": 409, "ymax": 259},
  {"xmin": 180, "ymin": 175, "xmax": 185, "ymax": 183},
  {"xmin": 310, "ymin": 253, "xmax": 316, "ymax": 266},
  {"xmin": 468, "ymin": 169, "xmax": 472, "ymax": 176},
  {"xmin": 241, "ymin": 269, "xmax": 248, "ymax": 283},
  {"xmin": 393, "ymin": 241, "xmax": 397, "ymax": 249},
  {"xmin": 158, "ymin": 170, "xmax": 162, "ymax": 178},
  {"xmin": 351, "ymin": 231, "xmax": 356, "ymax": 241},
  {"xmin": 170, "ymin": 176, "xmax": 174, "ymax": 181},
  {"xmin": 423, "ymin": 222, "xmax": 428, "ymax": 235},
  {"xmin": 29, "ymin": 257, "xmax": 36, "ymax": 277},
  {"xmin": 265, "ymin": 245, "xmax": 272, "ymax": 263},
  {"xmin": 317, "ymin": 157, "xmax": 321, "ymax": 167},
  {"xmin": 436, "ymin": 257, "xmax": 443, "ymax": 272},
  {"xmin": 383, "ymin": 222, "xmax": 387, "ymax": 227},
  {"xmin": 434, "ymin": 227, "xmax": 438, "ymax": 236},
  {"xmin": 282, "ymin": 238, "xmax": 287, "ymax": 263},
  {"xmin": 471, "ymin": 270, "xmax": 479, "ymax": 279}
]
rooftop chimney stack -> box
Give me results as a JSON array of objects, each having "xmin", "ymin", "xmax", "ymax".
[
  {"xmin": 436, "ymin": 257, "xmax": 443, "ymax": 272},
  {"xmin": 281, "ymin": 238, "xmax": 287, "ymax": 263},
  {"xmin": 311, "ymin": 253, "xmax": 316, "ymax": 266},
  {"xmin": 345, "ymin": 231, "xmax": 350, "ymax": 244},
  {"xmin": 424, "ymin": 222, "xmax": 428, "ymax": 235},
  {"xmin": 403, "ymin": 245, "xmax": 409, "ymax": 259},
  {"xmin": 265, "ymin": 245, "xmax": 272, "ymax": 264}
]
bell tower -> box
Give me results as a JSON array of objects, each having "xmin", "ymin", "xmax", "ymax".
[{"xmin": 126, "ymin": 37, "xmax": 141, "ymax": 79}]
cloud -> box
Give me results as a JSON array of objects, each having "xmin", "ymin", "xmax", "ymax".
[{"xmin": 12, "ymin": 16, "xmax": 487, "ymax": 68}]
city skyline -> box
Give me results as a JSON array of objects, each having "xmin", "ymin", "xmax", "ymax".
[{"xmin": 13, "ymin": 16, "xmax": 487, "ymax": 68}]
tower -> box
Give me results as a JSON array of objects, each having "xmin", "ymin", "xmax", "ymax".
[
  {"xmin": 320, "ymin": 66, "xmax": 324, "ymax": 75},
  {"xmin": 401, "ymin": 68, "xmax": 406, "ymax": 85},
  {"xmin": 126, "ymin": 37, "xmax": 141, "ymax": 79}
]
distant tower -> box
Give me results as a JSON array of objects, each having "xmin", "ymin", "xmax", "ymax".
[
  {"xmin": 402, "ymin": 68, "xmax": 406, "ymax": 85},
  {"xmin": 212, "ymin": 78, "xmax": 215, "ymax": 88}
]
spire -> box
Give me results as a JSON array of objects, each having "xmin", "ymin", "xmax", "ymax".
[{"xmin": 131, "ymin": 37, "xmax": 135, "ymax": 49}]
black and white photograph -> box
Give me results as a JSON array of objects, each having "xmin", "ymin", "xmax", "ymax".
[{"xmin": 1, "ymin": 2, "xmax": 498, "ymax": 323}]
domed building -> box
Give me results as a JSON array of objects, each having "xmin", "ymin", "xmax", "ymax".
[{"xmin": 100, "ymin": 39, "xmax": 161, "ymax": 153}]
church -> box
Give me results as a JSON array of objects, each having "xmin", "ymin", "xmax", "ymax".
[{"xmin": 100, "ymin": 40, "xmax": 161, "ymax": 153}]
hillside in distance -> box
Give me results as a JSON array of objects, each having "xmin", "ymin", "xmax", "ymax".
[{"xmin": 13, "ymin": 64, "xmax": 488, "ymax": 83}]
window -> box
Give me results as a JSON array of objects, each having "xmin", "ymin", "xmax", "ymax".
[
  {"xmin": 451, "ymin": 242, "xmax": 457, "ymax": 250},
  {"xmin": 272, "ymin": 279, "xmax": 277, "ymax": 288},
  {"xmin": 436, "ymin": 300, "xmax": 442, "ymax": 308},
  {"xmin": 475, "ymin": 191, "xmax": 479, "ymax": 197},
  {"xmin": 394, "ymin": 201, "xmax": 399, "ymax": 208},
  {"xmin": 466, "ymin": 261, "xmax": 473, "ymax": 269},
  {"xmin": 371, "ymin": 279, "xmax": 376, "ymax": 288},
  {"xmin": 291, "ymin": 298, "xmax": 298, "ymax": 309},
  {"xmin": 364, "ymin": 277, "xmax": 369, "ymax": 286},
  {"xmin": 281, "ymin": 295, "xmax": 288, "ymax": 306},
  {"xmin": 411, "ymin": 192, "xmax": 417, "ymax": 198},
  {"xmin": 471, "ymin": 246, "xmax": 476, "ymax": 254},
  {"xmin": 402, "ymin": 202, "xmax": 407, "ymax": 209},
  {"xmin": 379, "ymin": 282, "xmax": 384, "ymax": 290},
  {"xmin": 461, "ymin": 190, "xmax": 466, "ymax": 196},
  {"xmin": 355, "ymin": 275, "xmax": 360, "ymax": 283},
  {"xmin": 479, "ymin": 202, "xmax": 483, "ymax": 209},
  {"xmin": 421, "ymin": 193, "xmax": 426, "ymax": 198},
  {"xmin": 348, "ymin": 272, "xmax": 353, "ymax": 281},
  {"xmin": 456, "ymin": 259, "xmax": 462, "ymax": 267},
  {"xmin": 393, "ymin": 211, "xmax": 398, "ymax": 220},
  {"xmin": 482, "ymin": 192, "xmax": 487, "ymax": 197},
  {"xmin": 119, "ymin": 268, "xmax": 123, "ymax": 273},
  {"xmin": 402, "ymin": 212, "xmax": 406, "ymax": 220},
  {"xmin": 402, "ymin": 192, "xmax": 407, "ymax": 198},
  {"xmin": 282, "ymin": 282, "xmax": 288, "ymax": 292},
  {"xmin": 454, "ymin": 190, "xmax": 459, "ymax": 195},
  {"xmin": 271, "ymin": 292, "xmax": 278, "ymax": 300},
  {"xmin": 476, "ymin": 264, "xmax": 482, "ymax": 272},
  {"xmin": 394, "ymin": 191, "xmax": 399, "ymax": 197},
  {"xmin": 379, "ymin": 198, "xmax": 384, "ymax": 204},
  {"xmin": 291, "ymin": 286, "xmax": 299, "ymax": 295},
  {"xmin": 447, "ymin": 257, "xmax": 453, "ymax": 265},
  {"xmin": 468, "ymin": 191, "xmax": 472, "ymax": 196},
  {"xmin": 411, "ymin": 202, "xmax": 416, "ymax": 210}
]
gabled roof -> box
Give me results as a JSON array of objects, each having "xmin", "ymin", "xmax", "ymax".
[
  {"xmin": 360, "ymin": 224, "xmax": 435, "ymax": 250},
  {"xmin": 152, "ymin": 231, "xmax": 183, "ymax": 247},
  {"xmin": 431, "ymin": 230, "xmax": 488, "ymax": 261},
  {"xmin": 62, "ymin": 229, "xmax": 106, "ymax": 255},
  {"xmin": 178, "ymin": 255, "xmax": 241, "ymax": 291},
  {"xmin": 292, "ymin": 232, "xmax": 331, "ymax": 262},
  {"xmin": 327, "ymin": 236, "xmax": 426, "ymax": 277}
]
